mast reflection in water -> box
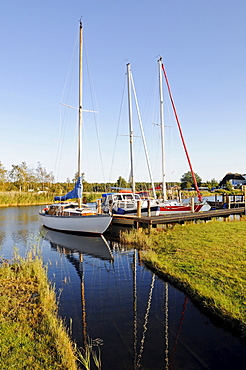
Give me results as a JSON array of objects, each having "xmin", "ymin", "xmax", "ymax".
[
  {"xmin": 42, "ymin": 228, "xmax": 246, "ymax": 370},
  {"xmin": 0, "ymin": 206, "xmax": 246, "ymax": 370},
  {"xmin": 0, "ymin": 206, "xmax": 245, "ymax": 369}
]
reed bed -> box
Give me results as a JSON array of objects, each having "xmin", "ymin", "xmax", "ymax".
[
  {"xmin": 0, "ymin": 191, "xmax": 101, "ymax": 206},
  {"xmin": 120, "ymin": 218, "xmax": 246, "ymax": 337},
  {"xmin": 0, "ymin": 250, "xmax": 78, "ymax": 369},
  {"xmin": 0, "ymin": 191, "xmax": 54, "ymax": 206}
]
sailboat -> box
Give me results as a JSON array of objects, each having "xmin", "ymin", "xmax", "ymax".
[
  {"xmin": 101, "ymin": 63, "xmax": 159, "ymax": 216},
  {"xmin": 39, "ymin": 22, "xmax": 112, "ymax": 234},
  {"xmin": 155, "ymin": 57, "xmax": 210, "ymax": 214}
]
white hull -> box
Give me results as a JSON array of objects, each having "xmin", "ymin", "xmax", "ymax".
[{"xmin": 39, "ymin": 213, "xmax": 112, "ymax": 234}]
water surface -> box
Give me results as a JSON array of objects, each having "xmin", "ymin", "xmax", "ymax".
[{"xmin": 0, "ymin": 205, "xmax": 245, "ymax": 369}]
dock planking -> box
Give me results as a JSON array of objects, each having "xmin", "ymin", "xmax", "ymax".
[{"xmin": 112, "ymin": 207, "xmax": 246, "ymax": 228}]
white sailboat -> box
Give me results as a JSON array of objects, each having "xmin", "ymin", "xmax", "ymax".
[{"xmin": 39, "ymin": 22, "xmax": 112, "ymax": 234}]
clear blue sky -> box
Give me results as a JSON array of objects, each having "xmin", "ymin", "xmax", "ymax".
[{"xmin": 1, "ymin": 1, "xmax": 246, "ymax": 184}]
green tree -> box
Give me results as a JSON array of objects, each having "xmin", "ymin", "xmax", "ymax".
[
  {"xmin": 72, "ymin": 172, "xmax": 85, "ymax": 183},
  {"xmin": 206, "ymin": 178, "xmax": 218, "ymax": 190},
  {"xmin": 116, "ymin": 176, "xmax": 129, "ymax": 189},
  {"xmin": 9, "ymin": 162, "xmax": 31, "ymax": 191},
  {"xmin": 180, "ymin": 171, "xmax": 202, "ymax": 189},
  {"xmin": 36, "ymin": 162, "xmax": 54, "ymax": 190},
  {"xmin": 0, "ymin": 162, "xmax": 7, "ymax": 190},
  {"xmin": 225, "ymin": 180, "xmax": 233, "ymax": 191}
]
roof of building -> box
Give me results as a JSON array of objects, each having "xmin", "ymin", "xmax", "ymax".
[{"xmin": 219, "ymin": 173, "xmax": 246, "ymax": 186}]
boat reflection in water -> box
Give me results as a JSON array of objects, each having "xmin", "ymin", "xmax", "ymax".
[
  {"xmin": 43, "ymin": 228, "xmax": 114, "ymax": 357},
  {"xmin": 42, "ymin": 229, "xmax": 162, "ymax": 369},
  {"xmin": 43, "ymin": 229, "xmax": 114, "ymax": 261}
]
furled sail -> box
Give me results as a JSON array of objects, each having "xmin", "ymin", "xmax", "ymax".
[{"xmin": 54, "ymin": 177, "xmax": 82, "ymax": 201}]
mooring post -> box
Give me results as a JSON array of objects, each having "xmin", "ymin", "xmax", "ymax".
[
  {"xmin": 243, "ymin": 185, "xmax": 246, "ymax": 215},
  {"xmin": 191, "ymin": 198, "xmax": 195, "ymax": 213},
  {"xmin": 228, "ymin": 196, "xmax": 231, "ymax": 210},
  {"xmin": 147, "ymin": 199, "xmax": 151, "ymax": 217},
  {"xmin": 137, "ymin": 200, "xmax": 141, "ymax": 218},
  {"xmin": 97, "ymin": 199, "xmax": 102, "ymax": 214}
]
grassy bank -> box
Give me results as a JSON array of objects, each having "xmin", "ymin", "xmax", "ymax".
[
  {"xmin": 0, "ymin": 251, "xmax": 78, "ymax": 369},
  {"xmin": 121, "ymin": 219, "xmax": 246, "ymax": 337}
]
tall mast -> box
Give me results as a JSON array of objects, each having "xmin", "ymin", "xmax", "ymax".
[
  {"xmin": 158, "ymin": 57, "xmax": 167, "ymax": 201},
  {"xmin": 78, "ymin": 21, "xmax": 83, "ymax": 207},
  {"xmin": 127, "ymin": 63, "xmax": 135, "ymax": 194}
]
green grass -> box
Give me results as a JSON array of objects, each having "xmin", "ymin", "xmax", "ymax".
[
  {"xmin": 0, "ymin": 251, "xmax": 78, "ymax": 370},
  {"xmin": 120, "ymin": 219, "xmax": 246, "ymax": 337}
]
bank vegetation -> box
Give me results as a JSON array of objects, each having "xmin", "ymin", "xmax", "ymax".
[
  {"xmin": 0, "ymin": 250, "xmax": 78, "ymax": 369},
  {"xmin": 121, "ymin": 218, "xmax": 246, "ymax": 338}
]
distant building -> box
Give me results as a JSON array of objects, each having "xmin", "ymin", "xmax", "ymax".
[{"xmin": 219, "ymin": 173, "xmax": 246, "ymax": 189}]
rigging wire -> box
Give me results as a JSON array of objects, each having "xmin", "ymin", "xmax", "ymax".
[
  {"xmin": 161, "ymin": 62, "xmax": 202, "ymax": 202},
  {"xmin": 130, "ymin": 72, "xmax": 156, "ymax": 198},
  {"xmin": 109, "ymin": 76, "xmax": 126, "ymax": 183},
  {"xmin": 83, "ymin": 41, "xmax": 107, "ymax": 187},
  {"xmin": 133, "ymin": 66, "xmax": 157, "ymax": 186},
  {"xmin": 54, "ymin": 35, "xmax": 79, "ymax": 181}
]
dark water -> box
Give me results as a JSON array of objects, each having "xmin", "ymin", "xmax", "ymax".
[{"xmin": 0, "ymin": 205, "xmax": 245, "ymax": 369}]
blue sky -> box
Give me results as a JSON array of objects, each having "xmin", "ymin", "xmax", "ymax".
[{"xmin": 1, "ymin": 0, "xmax": 246, "ymax": 184}]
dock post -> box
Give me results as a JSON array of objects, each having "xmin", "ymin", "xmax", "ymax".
[
  {"xmin": 191, "ymin": 198, "xmax": 195, "ymax": 213},
  {"xmin": 178, "ymin": 190, "xmax": 182, "ymax": 203},
  {"xmin": 97, "ymin": 199, "xmax": 102, "ymax": 214},
  {"xmin": 243, "ymin": 185, "xmax": 246, "ymax": 215},
  {"xmin": 147, "ymin": 200, "xmax": 151, "ymax": 217},
  {"xmin": 226, "ymin": 194, "xmax": 229, "ymax": 207},
  {"xmin": 137, "ymin": 200, "xmax": 142, "ymax": 217}
]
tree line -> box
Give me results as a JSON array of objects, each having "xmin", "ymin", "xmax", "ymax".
[{"xmin": 0, "ymin": 161, "xmax": 219, "ymax": 193}]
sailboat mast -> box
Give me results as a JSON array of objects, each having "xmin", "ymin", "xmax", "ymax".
[
  {"xmin": 158, "ymin": 57, "xmax": 167, "ymax": 201},
  {"xmin": 78, "ymin": 21, "xmax": 83, "ymax": 207},
  {"xmin": 127, "ymin": 63, "xmax": 135, "ymax": 194}
]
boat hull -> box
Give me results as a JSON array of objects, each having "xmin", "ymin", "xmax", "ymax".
[
  {"xmin": 159, "ymin": 203, "xmax": 211, "ymax": 214},
  {"xmin": 39, "ymin": 213, "xmax": 112, "ymax": 235},
  {"xmin": 113, "ymin": 205, "xmax": 159, "ymax": 216}
]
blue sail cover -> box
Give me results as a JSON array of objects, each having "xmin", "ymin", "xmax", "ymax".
[{"xmin": 54, "ymin": 177, "xmax": 82, "ymax": 201}]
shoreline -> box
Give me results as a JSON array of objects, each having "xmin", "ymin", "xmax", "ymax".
[
  {"xmin": 120, "ymin": 221, "xmax": 246, "ymax": 339},
  {"xmin": 0, "ymin": 203, "xmax": 52, "ymax": 208}
]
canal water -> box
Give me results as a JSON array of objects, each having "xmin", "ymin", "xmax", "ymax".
[{"xmin": 0, "ymin": 205, "xmax": 245, "ymax": 369}]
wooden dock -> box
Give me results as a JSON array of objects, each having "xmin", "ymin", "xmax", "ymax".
[{"xmin": 112, "ymin": 207, "xmax": 246, "ymax": 229}]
